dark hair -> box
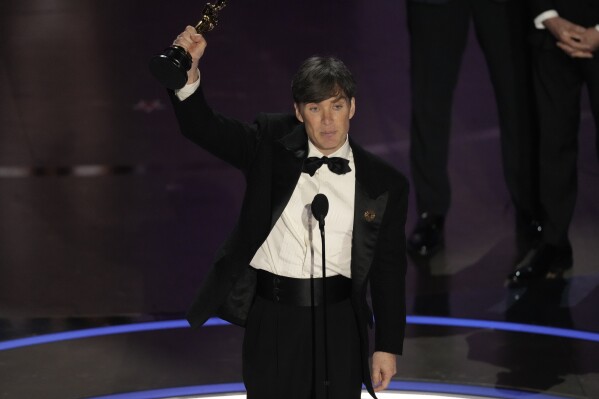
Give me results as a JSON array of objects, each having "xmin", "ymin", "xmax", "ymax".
[{"xmin": 291, "ymin": 56, "xmax": 356, "ymax": 104}]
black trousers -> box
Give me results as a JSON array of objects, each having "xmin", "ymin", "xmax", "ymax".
[
  {"xmin": 242, "ymin": 296, "xmax": 363, "ymax": 399},
  {"xmin": 407, "ymin": 0, "xmax": 538, "ymax": 219},
  {"xmin": 532, "ymin": 42, "xmax": 599, "ymax": 247}
]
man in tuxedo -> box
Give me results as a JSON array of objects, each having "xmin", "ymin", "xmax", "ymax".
[
  {"xmin": 506, "ymin": 0, "xmax": 599, "ymax": 286},
  {"xmin": 166, "ymin": 26, "xmax": 409, "ymax": 399},
  {"xmin": 405, "ymin": 0, "xmax": 541, "ymax": 258}
]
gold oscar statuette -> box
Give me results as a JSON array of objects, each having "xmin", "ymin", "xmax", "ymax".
[{"xmin": 149, "ymin": 0, "xmax": 227, "ymax": 90}]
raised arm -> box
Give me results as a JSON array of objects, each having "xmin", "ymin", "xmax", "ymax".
[{"xmin": 166, "ymin": 27, "xmax": 261, "ymax": 173}]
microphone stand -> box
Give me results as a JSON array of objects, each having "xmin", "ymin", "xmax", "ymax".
[
  {"xmin": 311, "ymin": 193, "xmax": 330, "ymax": 399},
  {"xmin": 317, "ymin": 216, "xmax": 330, "ymax": 399}
]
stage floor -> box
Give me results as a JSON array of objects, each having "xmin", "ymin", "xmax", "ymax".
[{"xmin": 1, "ymin": 1, "xmax": 598, "ymax": 398}]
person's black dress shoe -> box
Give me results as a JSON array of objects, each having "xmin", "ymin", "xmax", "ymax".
[
  {"xmin": 506, "ymin": 243, "xmax": 573, "ymax": 288},
  {"xmin": 407, "ymin": 212, "xmax": 444, "ymax": 257}
]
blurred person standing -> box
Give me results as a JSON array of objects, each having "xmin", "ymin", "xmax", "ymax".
[
  {"xmin": 405, "ymin": 0, "xmax": 541, "ymax": 259},
  {"xmin": 507, "ymin": 0, "xmax": 599, "ymax": 286}
]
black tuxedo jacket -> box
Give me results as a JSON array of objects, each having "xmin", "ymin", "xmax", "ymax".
[{"xmin": 168, "ymin": 87, "xmax": 409, "ymax": 396}]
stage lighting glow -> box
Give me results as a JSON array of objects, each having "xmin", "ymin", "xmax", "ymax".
[
  {"xmin": 151, "ymin": 394, "xmax": 488, "ymax": 399},
  {"xmin": 84, "ymin": 381, "xmax": 574, "ymax": 399},
  {"xmin": 1, "ymin": 315, "xmax": 598, "ymax": 352}
]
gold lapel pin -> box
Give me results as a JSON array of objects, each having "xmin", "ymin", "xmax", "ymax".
[{"xmin": 363, "ymin": 210, "xmax": 376, "ymax": 222}]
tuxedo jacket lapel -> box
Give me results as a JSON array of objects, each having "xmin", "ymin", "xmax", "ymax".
[
  {"xmin": 350, "ymin": 141, "xmax": 389, "ymax": 291},
  {"xmin": 270, "ymin": 124, "xmax": 308, "ymax": 229}
]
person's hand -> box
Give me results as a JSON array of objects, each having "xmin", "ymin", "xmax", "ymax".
[
  {"xmin": 371, "ymin": 351, "xmax": 397, "ymax": 392},
  {"xmin": 172, "ymin": 25, "xmax": 207, "ymax": 84},
  {"xmin": 577, "ymin": 27, "xmax": 599, "ymax": 54},
  {"xmin": 543, "ymin": 17, "xmax": 593, "ymax": 58},
  {"xmin": 556, "ymin": 38, "xmax": 594, "ymax": 58}
]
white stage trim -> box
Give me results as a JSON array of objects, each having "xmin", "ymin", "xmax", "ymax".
[{"xmin": 165, "ymin": 391, "xmax": 490, "ymax": 399}]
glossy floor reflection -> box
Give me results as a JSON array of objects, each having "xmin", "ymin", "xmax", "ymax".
[{"xmin": 1, "ymin": 0, "xmax": 598, "ymax": 398}]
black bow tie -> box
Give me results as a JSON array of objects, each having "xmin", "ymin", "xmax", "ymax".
[{"xmin": 302, "ymin": 156, "xmax": 351, "ymax": 176}]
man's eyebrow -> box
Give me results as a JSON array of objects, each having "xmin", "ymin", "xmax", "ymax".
[{"xmin": 332, "ymin": 95, "xmax": 348, "ymax": 102}]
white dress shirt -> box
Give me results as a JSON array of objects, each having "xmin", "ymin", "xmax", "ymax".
[
  {"xmin": 250, "ymin": 139, "xmax": 356, "ymax": 279},
  {"xmin": 176, "ymin": 73, "xmax": 201, "ymax": 101}
]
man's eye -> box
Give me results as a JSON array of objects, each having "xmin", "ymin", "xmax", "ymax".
[{"xmin": 310, "ymin": 107, "xmax": 319, "ymax": 112}]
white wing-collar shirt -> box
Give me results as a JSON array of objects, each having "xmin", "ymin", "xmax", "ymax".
[{"xmin": 250, "ymin": 137, "xmax": 356, "ymax": 279}]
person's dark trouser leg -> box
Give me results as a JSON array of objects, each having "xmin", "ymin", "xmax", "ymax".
[
  {"xmin": 243, "ymin": 297, "xmax": 362, "ymax": 399},
  {"xmin": 407, "ymin": 0, "xmax": 470, "ymax": 216},
  {"xmin": 506, "ymin": 38, "xmax": 599, "ymax": 287},
  {"xmin": 533, "ymin": 47, "xmax": 583, "ymax": 249},
  {"xmin": 582, "ymin": 55, "xmax": 599, "ymax": 165},
  {"xmin": 471, "ymin": 0, "xmax": 540, "ymax": 224}
]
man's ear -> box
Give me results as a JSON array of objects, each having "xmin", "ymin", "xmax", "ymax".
[
  {"xmin": 349, "ymin": 97, "xmax": 356, "ymax": 120},
  {"xmin": 294, "ymin": 103, "xmax": 304, "ymax": 122}
]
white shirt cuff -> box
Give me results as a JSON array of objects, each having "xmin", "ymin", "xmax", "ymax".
[
  {"xmin": 534, "ymin": 10, "xmax": 559, "ymax": 29},
  {"xmin": 175, "ymin": 69, "xmax": 201, "ymax": 101}
]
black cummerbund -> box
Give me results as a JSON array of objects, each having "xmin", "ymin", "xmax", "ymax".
[{"xmin": 255, "ymin": 269, "xmax": 351, "ymax": 307}]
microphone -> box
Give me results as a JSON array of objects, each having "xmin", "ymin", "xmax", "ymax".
[
  {"xmin": 311, "ymin": 193, "xmax": 329, "ymax": 231},
  {"xmin": 311, "ymin": 192, "xmax": 331, "ymax": 398}
]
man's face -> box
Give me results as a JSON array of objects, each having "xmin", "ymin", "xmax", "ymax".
[{"xmin": 294, "ymin": 96, "xmax": 356, "ymax": 156}]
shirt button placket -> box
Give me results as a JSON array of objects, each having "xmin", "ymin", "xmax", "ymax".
[{"xmin": 273, "ymin": 277, "xmax": 280, "ymax": 302}]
